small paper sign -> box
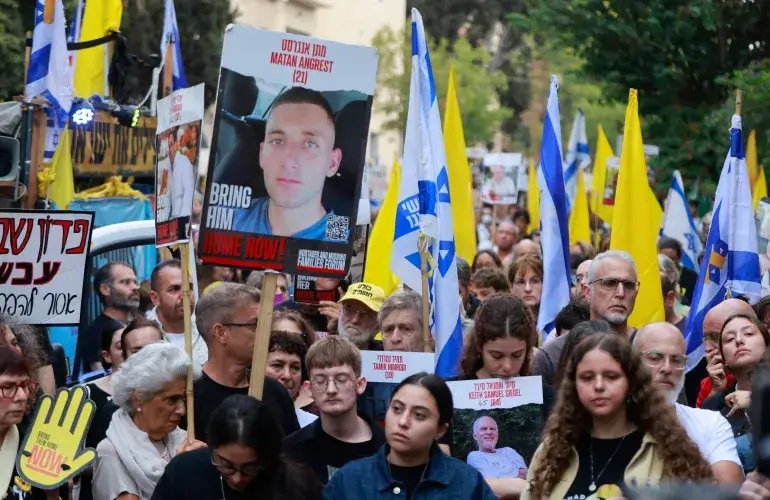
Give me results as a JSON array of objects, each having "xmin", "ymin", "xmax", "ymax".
[
  {"xmin": 450, "ymin": 376, "xmax": 544, "ymax": 410},
  {"xmin": 360, "ymin": 351, "xmax": 435, "ymax": 384}
]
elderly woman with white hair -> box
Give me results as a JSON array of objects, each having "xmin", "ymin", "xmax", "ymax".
[{"xmin": 92, "ymin": 343, "xmax": 205, "ymax": 500}]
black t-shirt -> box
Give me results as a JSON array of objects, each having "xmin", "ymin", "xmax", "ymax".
[
  {"xmin": 679, "ymin": 266, "xmax": 698, "ymax": 305},
  {"xmin": 151, "ymin": 448, "xmax": 322, "ymax": 500},
  {"xmin": 390, "ymin": 463, "xmax": 428, "ymax": 498},
  {"xmin": 282, "ymin": 413, "xmax": 386, "ymax": 484},
  {"xmin": 438, "ymin": 373, "xmax": 556, "ymax": 450},
  {"xmin": 563, "ymin": 429, "xmax": 644, "ymax": 500},
  {"xmin": 75, "ymin": 313, "xmax": 115, "ymax": 377},
  {"xmin": 183, "ymin": 372, "xmax": 299, "ymax": 443}
]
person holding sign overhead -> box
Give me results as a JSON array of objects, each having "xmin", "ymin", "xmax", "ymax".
[
  {"xmin": 324, "ymin": 373, "xmax": 497, "ymax": 500},
  {"xmin": 232, "ymin": 87, "xmax": 344, "ymax": 241},
  {"xmin": 521, "ymin": 334, "xmax": 713, "ymax": 500}
]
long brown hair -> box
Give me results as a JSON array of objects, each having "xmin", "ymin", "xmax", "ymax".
[
  {"xmin": 529, "ymin": 333, "xmax": 712, "ymax": 498},
  {"xmin": 459, "ymin": 294, "xmax": 536, "ymax": 377}
]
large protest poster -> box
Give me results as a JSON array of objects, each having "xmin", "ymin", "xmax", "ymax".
[
  {"xmin": 357, "ymin": 351, "xmax": 435, "ymax": 426},
  {"xmin": 0, "ymin": 210, "xmax": 94, "ymax": 325},
  {"xmin": 155, "ymin": 84, "xmax": 205, "ymax": 247},
  {"xmin": 198, "ymin": 25, "xmax": 378, "ymax": 277},
  {"xmin": 447, "ymin": 377, "xmax": 543, "ymax": 479},
  {"xmin": 480, "ymin": 153, "xmax": 522, "ymax": 204}
]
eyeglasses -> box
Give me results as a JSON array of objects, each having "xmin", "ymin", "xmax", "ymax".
[
  {"xmin": 512, "ymin": 278, "xmax": 542, "ymax": 289},
  {"xmin": 310, "ymin": 374, "xmax": 355, "ymax": 393},
  {"xmin": 0, "ymin": 381, "xmax": 38, "ymax": 399},
  {"xmin": 211, "ymin": 454, "xmax": 263, "ymax": 477},
  {"xmin": 341, "ymin": 304, "xmax": 377, "ymax": 322},
  {"xmin": 222, "ymin": 321, "xmax": 260, "ymax": 330},
  {"xmin": 572, "ymin": 274, "xmax": 586, "ymax": 286},
  {"xmin": 702, "ymin": 332, "xmax": 720, "ymax": 344},
  {"xmin": 589, "ymin": 278, "xmax": 640, "ymax": 292},
  {"xmin": 639, "ymin": 350, "xmax": 688, "ymax": 370}
]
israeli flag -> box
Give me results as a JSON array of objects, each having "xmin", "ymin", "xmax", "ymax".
[
  {"xmin": 660, "ymin": 170, "xmax": 703, "ymax": 271},
  {"xmin": 683, "ymin": 114, "xmax": 762, "ymax": 372},
  {"xmin": 563, "ymin": 109, "xmax": 590, "ymax": 212},
  {"xmin": 161, "ymin": 0, "xmax": 187, "ymax": 91},
  {"xmin": 537, "ymin": 77, "xmax": 572, "ymax": 341},
  {"xmin": 26, "ymin": 0, "xmax": 73, "ymax": 125},
  {"xmin": 391, "ymin": 9, "xmax": 464, "ymax": 378}
]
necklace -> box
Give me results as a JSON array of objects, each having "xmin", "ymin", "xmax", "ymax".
[
  {"xmin": 588, "ymin": 433, "xmax": 627, "ymax": 492},
  {"xmin": 386, "ymin": 455, "xmax": 430, "ymax": 490}
]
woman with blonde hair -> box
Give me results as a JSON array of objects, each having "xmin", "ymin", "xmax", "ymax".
[{"xmin": 522, "ymin": 333, "xmax": 712, "ymax": 499}]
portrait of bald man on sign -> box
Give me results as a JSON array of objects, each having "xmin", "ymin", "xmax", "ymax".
[{"xmin": 232, "ymin": 87, "xmax": 344, "ymax": 241}]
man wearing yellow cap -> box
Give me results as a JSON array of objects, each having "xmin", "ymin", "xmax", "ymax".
[{"xmin": 337, "ymin": 282, "xmax": 384, "ymax": 350}]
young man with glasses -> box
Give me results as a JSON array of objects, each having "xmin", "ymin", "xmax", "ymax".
[
  {"xmin": 633, "ymin": 322, "xmax": 743, "ymax": 484},
  {"xmin": 336, "ymin": 282, "xmax": 384, "ymax": 350},
  {"xmin": 283, "ymin": 336, "xmax": 385, "ymax": 484},
  {"xmin": 189, "ymin": 283, "xmax": 300, "ymax": 442}
]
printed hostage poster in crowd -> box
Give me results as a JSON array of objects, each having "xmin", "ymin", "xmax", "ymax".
[
  {"xmin": 357, "ymin": 351, "xmax": 435, "ymax": 426},
  {"xmin": 603, "ymin": 156, "xmax": 620, "ymax": 207},
  {"xmin": 480, "ymin": 153, "xmax": 523, "ymax": 205},
  {"xmin": 198, "ymin": 24, "xmax": 379, "ymax": 277},
  {"xmin": 155, "ymin": 83, "xmax": 205, "ymax": 247},
  {"xmin": 0, "ymin": 210, "xmax": 94, "ymax": 325},
  {"xmin": 293, "ymin": 274, "xmax": 341, "ymax": 305},
  {"xmin": 447, "ymin": 377, "xmax": 543, "ymax": 480}
]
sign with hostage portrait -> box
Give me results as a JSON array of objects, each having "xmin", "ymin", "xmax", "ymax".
[
  {"xmin": 0, "ymin": 210, "xmax": 94, "ymax": 325},
  {"xmin": 198, "ymin": 25, "xmax": 379, "ymax": 277},
  {"xmin": 447, "ymin": 377, "xmax": 543, "ymax": 480}
]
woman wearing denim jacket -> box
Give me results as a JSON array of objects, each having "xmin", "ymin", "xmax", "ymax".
[{"xmin": 323, "ymin": 373, "xmax": 496, "ymax": 500}]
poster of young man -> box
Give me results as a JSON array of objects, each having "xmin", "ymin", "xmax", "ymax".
[
  {"xmin": 0, "ymin": 210, "xmax": 94, "ymax": 325},
  {"xmin": 447, "ymin": 377, "xmax": 543, "ymax": 480},
  {"xmin": 357, "ymin": 351, "xmax": 435, "ymax": 426},
  {"xmin": 480, "ymin": 153, "xmax": 522, "ymax": 205},
  {"xmin": 155, "ymin": 83, "xmax": 205, "ymax": 247},
  {"xmin": 198, "ymin": 25, "xmax": 378, "ymax": 277}
]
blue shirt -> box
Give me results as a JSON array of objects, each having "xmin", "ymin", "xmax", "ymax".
[
  {"xmin": 323, "ymin": 444, "xmax": 497, "ymax": 500},
  {"xmin": 232, "ymin": 197, "xmax": 346, "ymax": 242}
]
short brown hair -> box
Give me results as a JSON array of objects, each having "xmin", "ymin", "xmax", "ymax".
[
  {"xmin": 271, "ymin": 309, "xmax": 316, "ymax": 347},
  {"xmin": 305, "ymin": 336, "xmax": 361, "ymax": 376},
  {"xmin": 507, "ymin": 255, "xmax": 543, "ymax": 284},
  {"xmin": 472, "ymin": 268, "xmax": 508, "ymax": 292},
  {"xmin": 120, "ymin": 317, "xmax": 163, "ymax": 359}
]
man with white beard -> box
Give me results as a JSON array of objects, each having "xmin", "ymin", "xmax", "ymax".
[
  {"xmin": 634, "ymin": 322, "xmax": 743, "ymax": 484},
  {"xmin": 336, "ymin": 283, "xmax": 384, "ymax": 350}
]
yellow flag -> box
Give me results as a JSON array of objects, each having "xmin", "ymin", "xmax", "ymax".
[
  {"xmin": 73, "ymin": 0, "xmax": 123, "ymax": 98},
  {"xmin": 527, "ymin": 159, "xmax": 540, "ymax": 233},
  {"xmin": 754, "ymin": 164, "xmax": 767, "ymax": 212},
  {"xmin": 569, "ymin": 169, "xmax": 591, "ymax": 245},
  {"xmin": 747, "ymin": 130, "xmax": 759, "ymax": 194},
  {"xmin": 45, "ymin": 126, "xmax": 75, "ymax": 209},
  {"xmin": 443, "ymin": 67, "xmax": 477, "ymax": 262},
  {"xmin": 610, "ymin": 90, "xmax": 664, "ymax": 327},
  {"xmin": 363, "ymin": 160, "xmax": 401, "ymax": 296},
  {"xmin": 590, "ymin": 125, "xmax": 615, "ymax": 226}
]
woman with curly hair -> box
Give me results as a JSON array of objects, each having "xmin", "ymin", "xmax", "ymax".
[
  {"xmin": 522, "ymin": 333, "xmax": 713, "ymax": 500},
  {"xmin": 439, "ymin": 294, "xmax": 555, "ymax": 500}
]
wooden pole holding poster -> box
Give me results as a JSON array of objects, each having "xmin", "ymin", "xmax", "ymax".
[
  {"xmin": 418, "ymin": 236, "xmax": 432, "ymax": 353},
  {"xmin": 23, "ymin": 31, "xmax": 31, "ymax": 94},
  {"xmin": 179, "ymin": 245, "xmax": 196, "ymax": 440},
  {"xmin": 249, "ymin": 272, "xmax": 279, "ymax": 399}
]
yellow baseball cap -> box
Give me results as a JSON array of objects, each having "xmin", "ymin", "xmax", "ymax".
[{"xmin": 339, "ymin": 282, "xmax": 385, "ymax": 312}]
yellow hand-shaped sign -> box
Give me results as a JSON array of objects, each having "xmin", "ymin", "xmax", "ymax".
[{"xmin": 16, "ymin": 386, "xmax": 97, "ymax": 490}]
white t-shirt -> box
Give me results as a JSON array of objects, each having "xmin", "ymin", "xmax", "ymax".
[
  {"xmin": 170, "ymin": 151, "xmax": 195, "ymax": 219},
  {"xmin": 296, "ymin": 408, "xmax": 318, "ymax": 428},
  {"xmin": 675, "ymin": 402, "xmax": 741, "ymax": 467},
  {"xmin": 466, "ymin": 447, "xmax": 527, "ymax": 479},
  {"xmin": 164, "ymin": 332, "xmax": 186, "ymax": 349}
]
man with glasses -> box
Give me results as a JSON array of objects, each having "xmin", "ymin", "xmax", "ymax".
[
  {"xmin": 283, "ymin": 336, "xmax": 385, "ymax": 484},
  {"xmin": 336, "ymin": 282, "xmax": 384, "ymax": 350},
  {"xmin": 634, "ymin": 322, "xmax": 743, "ymax": 484},
  {"xmin": 77, "ymin": 262, "xmax": 141, "ymax": 377},
  {"xmin": 189, "ymin": 282, "xmax": 300, "ymax": 442},
  {"xmin": 379, "ymin": 291, "xmax": 428, "ymax": 352},
  {"xmin": 585, "ymin": 251, "xmax": 640, "ymax": 339}
]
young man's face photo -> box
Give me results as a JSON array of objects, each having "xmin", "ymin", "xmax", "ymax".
[{"xmin": 259, "ymin": 101, "xmax": 342, "ymax": 210}]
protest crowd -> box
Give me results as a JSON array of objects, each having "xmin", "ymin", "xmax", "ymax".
[{"xmin": 4, "ymin": 1, "xmax": 770, "ymax": 500}]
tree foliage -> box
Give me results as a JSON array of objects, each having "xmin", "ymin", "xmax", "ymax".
[
  {"xmin": 515, "ymin": 0, "xmax": 770, "ymax": 183},
  {"xmin": 0, "ymin": 0, "xmax": 25, "ymax": 100},
  {"xmin": 372, "ymin": 23, "xmax": 512, "ymax": 145}
]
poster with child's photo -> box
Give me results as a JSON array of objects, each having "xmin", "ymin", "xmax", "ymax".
[
  {"xmin": 357, "ymin": 351, "xmax": 434, "ymax": 427},
  {"xmin": 447, "ymin": 377, "xmax": 543, "ymax": 480}
]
